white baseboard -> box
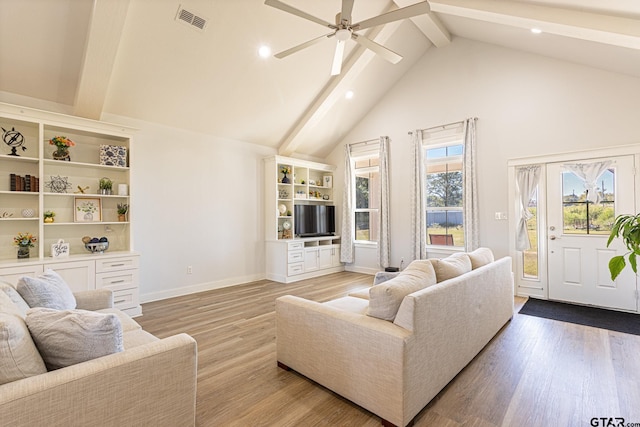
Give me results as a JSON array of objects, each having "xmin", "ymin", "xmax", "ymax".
[
  {"xmin": 140, "ymin": 273, "xmax": 265, "ymax": 303},
  {"xmin": 345, "ymin": 265, "xmax": 377, "ymax": 275}
]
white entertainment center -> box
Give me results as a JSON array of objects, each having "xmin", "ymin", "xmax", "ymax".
[{"xmin": 264, "ymin": 155, "xmax": 343, "ymax": 283}]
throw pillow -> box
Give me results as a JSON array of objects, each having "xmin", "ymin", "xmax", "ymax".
[
  {"xmin": 367, "ymin": 260, "xmax": 437, "ymax": 321},
  {"xmin": 25, "ymin": 307, "xmax": 124, "ymax": 370},
  {"xmin": 468, "ymin": 247, "xmax": 495, "ymax": 269},
  {"xmin": 0, "ymin": 281, "xmax": 30, "ymax": 317},
  {"xmin": 431, "ymin": 252, "xmax": 472, "ymax": 282},
  {"xmin": 17, "ymin": 270, "xmax": 76, "ymax": 310},
  {"xmin": 0, "ymin": 314, "xmax": 47, "ymax": 385}
]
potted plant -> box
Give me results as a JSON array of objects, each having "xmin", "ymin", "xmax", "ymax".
[
  {"xmin": 49, "ymin": 136, "xmax": 75, "ymax": 161},
  {"xmin": 117, "ymin": 203, "xmax": 129, "ymax": 222},
  {"xmin": 99, "ymin": 177, "xmax": 113, "ymax": 195},
  {"xmin": 43, "ymin": 210, "xmax": 55, "ymax": 223},
  {"xmin": 13, "ymin": 232, "xmax": 36, "ymax": 259},
  {"xmin": 607, "ymin": 213, "xmax": 640, "ymax": 280}
]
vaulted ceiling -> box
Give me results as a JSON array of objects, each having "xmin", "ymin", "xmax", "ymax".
[{"xmin": 1, "ymin": 0, "xmax": 639, "ymax": 159}]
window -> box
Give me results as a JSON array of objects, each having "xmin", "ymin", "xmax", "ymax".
[
  {"xmin": 425, "ymin": 143, "xmax": 464, "ymax": 247},
  {"xmin": 354, "ymin": 157, "xmax": 379, "ymax": 243},
  {"xmin": 561, "ymin": 168, "xmax": 615, "ymax": 235}
]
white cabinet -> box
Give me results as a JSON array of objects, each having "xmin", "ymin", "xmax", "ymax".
[
  {"xmin": 0, "ymin": 254, "xmax": 141, "ymax": 316},
  {"xmin": 266, "ymin": 237, "xmax": 342, "ymax": 283},
  {"xmin": 0, "ymin": 103, "xmax": 141, "ymax": 316}
]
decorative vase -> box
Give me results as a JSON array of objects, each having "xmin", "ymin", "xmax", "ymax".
[
  {"xmin": 118, "ymin": 214, "xmax": 126, "ymax": 222},
  {"xmin": 282, "ymin": 172, "xmax": 290, "ymax": 184},
  {"xmin": 100, "ymin": 188, "xmax": 112, "ymax": 195},
  {"xmin": 17, "ymin": 245, "xmax": 30, "ymax": 259},
  {"xmin": 44, "ymin": 217, "xmax": 54, "ymax": 223},
  {"xmin": 52, "ymin": 147, "xmax": 70, "ymax": 161},
  {"xmin": 84, "ymin": 212, "xmax": 93, "ymax": 221}
]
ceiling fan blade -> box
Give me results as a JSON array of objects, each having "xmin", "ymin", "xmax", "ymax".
[
  {"xmin": 331, "ymin": 40, "xmax": 346, "ymax": 75},
  {"xmin": 340, "ymin": 0, "xmax": 355, "ymax": 24},
  {"xmin": 354, "ymin": 1, "xmax": 430, "ymax": 31},
  {"xmin": 265, "ymin": 0, "xmax": 335, "ymax": 29},
  {"xmin": 352, "ymin": 34, "xmax": 402, "ymax": 64},
  {"xmin": 274, "ymin": 33, "xmax": 333, "ymax": 59}
]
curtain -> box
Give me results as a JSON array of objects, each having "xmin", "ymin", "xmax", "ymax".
[
  {"xmin": 563, "ymin": 161, "xmax": 613, "ymax": 204},
  {"xmin": 410, "ymin": 130, "xmax": 427, "ymax": 260},
  {"xmin": 378, "ymin": 136, "xmax": 390, "ymax": 268},
  {"xmin": 340, "ymin": 145, "xmax": 354, "ymax": 263},
  {"xmin": 515, "ymin": 165, "xmax": 541, "ymax": 251},
  {"xmin": 462, "ymin": 118, "xmax": 479, "ymax": 251}
]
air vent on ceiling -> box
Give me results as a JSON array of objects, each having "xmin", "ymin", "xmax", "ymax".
[{"xmin": 176, "ymin": 5, "xmax": 208, "ymax": 31}]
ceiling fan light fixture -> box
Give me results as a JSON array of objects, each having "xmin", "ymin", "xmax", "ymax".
[
  {"xmin": 258, "ymin": 45, "xmax": 272, "ymax": 58},
  {"xmin": 335, "ymin": 28, "xmax": 351, "ymax": 42}
]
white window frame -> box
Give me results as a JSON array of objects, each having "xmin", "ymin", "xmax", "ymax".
[
  {"xmin": 424, "ymin": 138, "xmax": 464, "ymax": 248},
  {"xmin": 352, "ymin": 153, "xmax": 380, "ymax": 246}
]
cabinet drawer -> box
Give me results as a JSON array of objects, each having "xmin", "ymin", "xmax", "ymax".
[
  {"xmin": 95, "ymin": 256, "xmax": 139, "ymax": 273},
  {"xmin": 288, "ymin": 250, "xmax": 304, "ymax": 263},
  {"xmin": 288, "ymin": 242, "xmax": 304, "ymax": 251},
  {"xmin": 96, "ymin": 270, "xmax": 139, "ymax": 291},
  {"xmin": 112, "ymin": 288, "xmax": 139, "ymax": 310},
  {"xmin": 288, "ymin": 263, "xmax": 305, "ymax": 276}
]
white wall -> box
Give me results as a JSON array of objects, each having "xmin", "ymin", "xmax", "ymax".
[
  {"xmin": 101, "ymin": 114, "xmax": 275, "ymax": 302},
  {"xmin": 327, "ymin": 37, "xmax": 640, "ymax": 269}
]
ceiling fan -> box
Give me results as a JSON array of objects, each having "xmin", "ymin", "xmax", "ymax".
[{"xmin": 265, "ymin": 0, "xmax": 431, "ymax": 75}]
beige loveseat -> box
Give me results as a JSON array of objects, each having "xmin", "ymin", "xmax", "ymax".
[
  {"xmin": 0, "ymin": 278, "xmax": 197, "ymax": 427},
  {"xmin": 276, "ymin": 249, "xmax": 513, "ymax": 427}
]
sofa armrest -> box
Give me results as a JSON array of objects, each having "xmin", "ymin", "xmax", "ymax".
[
  {"xmin": 73, "ymin": 289, "xmax": 114, "ymax": 310},
  {"xmin": 0, "ymin": 333, "xmax": 197, "ymax": 427},
  {"xmin": 276, "ymin": 295, "xmax": 411, "ymax": 426}
]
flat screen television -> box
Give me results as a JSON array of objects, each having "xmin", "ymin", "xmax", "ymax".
[{"xmin": 294, "ymin": 205, "xmax": 336, "ymax": 237}]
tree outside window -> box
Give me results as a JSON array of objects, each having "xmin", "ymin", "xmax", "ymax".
[
  {"xmin": 354, "ymin": 157, "xmax": 379, "ymax": 242},
  {"xmin": 425, "ymin": 144, "xmax": 464, "ymax": 247}
]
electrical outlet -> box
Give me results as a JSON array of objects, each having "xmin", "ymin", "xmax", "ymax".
[{"xmin": 187, "ymin": 266, "xmax": 192, "ymax": 274}]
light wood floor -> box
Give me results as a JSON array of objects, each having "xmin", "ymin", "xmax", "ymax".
[{"xmin": 137, "ymin": 272, "xmax": 640, "ymax": 427}]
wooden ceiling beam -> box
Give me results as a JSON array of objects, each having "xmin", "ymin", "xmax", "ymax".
[
  {"xmin": 429, "ymin": 0, "xmax": 640, "ymax": 50},
  {"xmin": 73, "ymin": 0, "xmax": 130, "ymax": 120},
  {"xmin": 395, "ymin": 0, "xmax": 451, "ymax": 47}
]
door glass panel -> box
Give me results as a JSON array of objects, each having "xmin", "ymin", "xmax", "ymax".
[{"xmin": 562, "ymin": 168, "xmax": 615, "ymax": 235}]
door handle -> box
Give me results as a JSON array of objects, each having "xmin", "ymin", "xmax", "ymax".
[{"xmin": 550, "ymin": 235, "xmax": 560, "ymax": 240}]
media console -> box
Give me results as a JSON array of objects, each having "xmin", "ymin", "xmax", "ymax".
[{"xmin": 265, "ymin": 235, "xmax": 342, "ymax": 283}]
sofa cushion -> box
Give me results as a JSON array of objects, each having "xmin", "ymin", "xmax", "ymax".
[
  {"xmin": 431, "ymin": 253, "xmax": 472, "ymax": 282},
  {"xmin": 348, "ymin": 287, "xmax": 371, "ymax": 300},
  {"xmin": 468, "ymin": 247, "xmax": 495, "ymax": 269},
  {"xmin": 96, "ymin": 308, "xmax": 142, "ymax": 332},
  {"xmin": 25, "ymin": 307, "xmax": 124, "ymax": 370},
  {"xmin": 323, "ymin": 296, "xmax": 369, "ymax": 315},
  {"xmin": 17, "ymin": 270, "xmax": 76, "ymax": 310},
  {"xmin": 367, "ymin": 260, "xmax": 437, "ymax": 321},
  {"xmin": 0, "ymin": 281, "xmax": 30, "ymax": 317},
  {"xmin": 0, "ymin": 313, "xmax": 47, "ymax": 385}
]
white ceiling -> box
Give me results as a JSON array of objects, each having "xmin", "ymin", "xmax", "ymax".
[{"xmin": 0, "ymin": 0, "xmax": 639, "ymax": 159}]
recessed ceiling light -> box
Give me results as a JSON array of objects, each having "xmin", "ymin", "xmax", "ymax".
[
  {"xmin": 345, "ymin": 90, "xmax": 354, "ymax": 100},
  {"xmin": 531, "ymin": 28, "xmax": 542, "ymax": 34},
  {"xmin": 258, "ymin": 45, "xmax": 271, "ymax": 58}
]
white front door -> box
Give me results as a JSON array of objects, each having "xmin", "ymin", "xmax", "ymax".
[{"xmin": 546, "ymin": 156, "xmax": 637, "ymax": 311}]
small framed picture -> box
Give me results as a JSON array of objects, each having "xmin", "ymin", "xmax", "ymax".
[
  {"xmin": 74, "ymin": 197, "xmax": 102, "ymax": 222},
  {"xmin": 323, "ymin": 175, "xmax": 333, "ymax": 188}
]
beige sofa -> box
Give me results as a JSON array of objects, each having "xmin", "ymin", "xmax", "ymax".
[
  {"xmin": 276, "ymin": 249, "xmax": 514, "ymax": 427},
  {"xmin": 0, "ymin": 284, "xmax": 197, "ymax": 427}
]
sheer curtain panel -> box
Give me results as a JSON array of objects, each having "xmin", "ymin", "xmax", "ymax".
[
  {"xmin": 462, "ymin": 118, "xmax": 479, "ymax": 251},
  {"xmin": 378, "ymin": 136, "xmax": 391, "ymax": 268},
  {"xmin": 515, "ymin": 165, "xmax": 541, "ymax": 251},
  {"xmin": 410, "ymin": 130, "xmax": 427, "ymax": 260},
  {"xmin": 340, "ymin": 145, "xmax": 355, "ymax": 263}
]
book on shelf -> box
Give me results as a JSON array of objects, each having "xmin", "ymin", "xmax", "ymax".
[{"xmin": 8, "ymin": 174, "xmax": 39, "ymax": 192}]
